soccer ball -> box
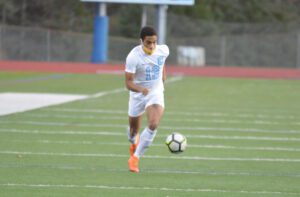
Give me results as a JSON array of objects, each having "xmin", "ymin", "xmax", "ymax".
[{"xmin": 165, "ymin": 133, "xmax": 187, "ymax": 153}]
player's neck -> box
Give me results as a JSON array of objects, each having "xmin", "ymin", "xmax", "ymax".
[{"xmin": 142, "ymin": 46, "xmax": 155, "ymax": 55}]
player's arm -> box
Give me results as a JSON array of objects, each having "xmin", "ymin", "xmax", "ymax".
[
  {"xmin": 125, "ymin": 72, "xmax": 149, "ymax": 95},
  {"xmin": 162, "ymin": 66, "xmax": 167, "ymax": 83}
]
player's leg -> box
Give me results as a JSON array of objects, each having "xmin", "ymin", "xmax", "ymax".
[
  {"xmin": 129, "ymin": 106, "xmax": 163, "ymax": 173},
  {"xmin": 128, "ymin": 94, "xmax": 145, "ymax": 173},
  {"xmin": 146, "ymin": 103, "xmax": 164, "ymax": 131},
  {"xmin": 127, "ymin": 94, "xmax": 145, "ymax": 152},
  {"xmin": 128, "ymin": 115, "xmax": 143, "ymax": 173},
  {"xmin": 128, "ymin": 115, "xmax": 142, "ymax": 156},
  {"xmin": 134, "ymin": 104, "xmax": 164, "ymax": 158}
]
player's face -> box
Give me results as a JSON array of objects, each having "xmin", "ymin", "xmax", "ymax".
[{"xmin": 142, "ymin": 35, "xmax": 157, "ymax": 55}]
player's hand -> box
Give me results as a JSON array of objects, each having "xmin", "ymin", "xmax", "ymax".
[{"xmin": 141, "ymin": 88, "xmax": 149, "ymax": 96}]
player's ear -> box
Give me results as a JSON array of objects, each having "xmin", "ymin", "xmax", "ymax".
[{"xmin": 140, "ymin": 39, "xmax": 143, "ymax": 45}]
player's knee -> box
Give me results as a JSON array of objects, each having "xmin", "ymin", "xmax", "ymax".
[{"xmin": 148, "ymin": 122, "xmax": 158, "ymax": 131}]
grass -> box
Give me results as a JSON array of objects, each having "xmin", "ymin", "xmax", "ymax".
[{"xmin": 0, "ymin": 71, "xmax": 299, "ymax": 196}]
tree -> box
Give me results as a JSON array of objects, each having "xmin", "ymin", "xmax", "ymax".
[{"xmin": 169, "ymin": 0, "xmax": 300, "ymax": 23}]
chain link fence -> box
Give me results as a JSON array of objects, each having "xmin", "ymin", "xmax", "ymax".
[
  {"xmin": 0, "ymin": 25, "xmax": 93, "ymax": 62},
  {"xmin": 166, "ymin": 12, "xmax": 300, "ymax": 68},
  {"xmin": 0, "ymin": 24, "xmax": 300, "ymax": 68}
]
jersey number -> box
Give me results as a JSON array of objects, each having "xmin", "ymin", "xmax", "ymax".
[{"xmin": 146, "ymin": 65, "xmax": 160, "ymax": 81}]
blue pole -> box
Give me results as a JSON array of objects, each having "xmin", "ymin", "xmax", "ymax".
[{"xmin": 91, "ymin": 3, "xmax": 108, "ymax": 63}]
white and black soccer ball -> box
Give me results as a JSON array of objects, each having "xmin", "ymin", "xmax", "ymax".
[{"xmin": 165, "ymin": 133, "xmax": 187, "ymax": 153}]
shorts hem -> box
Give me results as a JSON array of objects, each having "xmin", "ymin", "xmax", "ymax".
[{"xmin": 128, "ymin": 111, "xmax": 145, "ymax": 117}]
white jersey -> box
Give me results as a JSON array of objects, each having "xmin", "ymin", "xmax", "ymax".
[{"xmin": 125, "ymin": 44, "xmax": 169, "ymax": 96}]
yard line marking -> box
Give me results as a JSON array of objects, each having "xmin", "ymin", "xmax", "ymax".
[
  {"xmin": 167, "ymin": 111, "xmax": 300, "ymax": 120},
  {"xmin": 9, "ymin": 139, "xmax": 300, "ymax": 152},
  {"xmin": 1, "ymin": 120, "xmax": 300, "ymax": 134},
  {"xmin": 45, "ymin": 107, "xmax": 300, "ymax": 120},
  {"xmin": 1, "ymin": 128, "xmax": 300, "ymax": 142},
  {"xmin": 46, "ymin": 108, "xmax": 126, "ymax": 114},
  {"xmin": 168, "ymin": 105, "xmax": 300, "ymax": 115},
  {"xmin": 1, "ymin": 151, "xmax": 300, "ymax": 163},
  {"xmin": 186, "ymin": 144, "xmax": 300, "ymax": 152},
  {"xmin": 141, "ymin": 169, "xmax": 300, "ymax": 178},
  {"xmin": 0, "ymin": 128, "xmax": 124, "ymax": 136},
  {"xmin": 22, "ymin": 113, "xmax": 300, "ymax": 126},
  {"xmin": 184, "ymin": 134, "xmax": 300, "ymax": 142},
  {"xmin": 0, "ymin": 76, "xmax": 181, "ymax": 117},
  {"xmin": 1, "ymin": 164, "xmax": 299, "ymax": 178},
  {"xmin": 0, "ymin": 93, "xmax": 88, "ymax": 116},
  {"xmin": 87, "ymin": 88, "xmax": 125, "ymax": 99},
  {"xmin": 165, "ymin": 75, "xmax": 183, "ymax": 83},
  {"xmin": 86, "ymin": 76, "xmax": 182, "ymax": 99},
  {"xmin": 0, "ymin": 88, "xmax": 124, "ymax": 117},
  {"xmin": 1, "ymin": 183, "xmax": 299, "ymax": 195},
  {"xmin": 25, "ymin": 114, "xmax": 126, "ymax": 120}
]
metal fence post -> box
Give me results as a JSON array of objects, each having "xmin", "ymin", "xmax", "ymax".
[
  {"xmin": 20, "ymin": 27, "xmax": 25, "ymax": 59},
  {"xmin": 46, "ymin": 30, "xmax": 51, "ymax": 61},
  {"xmin": 297, "ymin": 33, "xmax": 300, "ymax": 68},
  {"xmin": 156, "ymin": 5, "xmax": 168, "ymax": 44},
  {"xmin": 0, "ymin": 26, "xmax": 2, "ymax": 59},
  {"xmin": 220, "ymin": 35, "xmax": 227, "ymax": 66},
  {"xmin": 141, "ymin": 5, "xmax": 147, "ymax": 28}
]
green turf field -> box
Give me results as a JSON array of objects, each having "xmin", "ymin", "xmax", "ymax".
[{"xmin": 0, "ymin": 71, "xmax": 299, "ymax": 197}]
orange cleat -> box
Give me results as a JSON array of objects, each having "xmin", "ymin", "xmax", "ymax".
[
  {"xmin": 128, "ymin": 155, "xmax": 139, "ymax": 173},
  {"xmin": 129, "ymin": 133, "xmax": 140, "ymax": 156}
]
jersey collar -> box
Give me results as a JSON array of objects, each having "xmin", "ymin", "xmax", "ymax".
[{"xmin": 142, "ymin": 45, "xmax": 156, "ymax": 55}]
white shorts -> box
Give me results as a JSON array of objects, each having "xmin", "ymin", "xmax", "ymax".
[{"xmin": 128, "ymin": 91, "xmax": 165, "ymax": 117}]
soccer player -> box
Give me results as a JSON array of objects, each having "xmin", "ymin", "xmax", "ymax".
[{"xmin": 125, "ymin": 26, "xmax": 169, "ymax": 173}]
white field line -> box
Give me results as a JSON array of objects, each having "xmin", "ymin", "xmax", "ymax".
[
  {"xmin": 167, "ymin": 111, "xmax": 300, "ymax": 121},
  {"xmin": 0, "ymin": 93, "xmax": 88, "ymax": 117},
  {"xmin": 45, "ymin": 107, "xmax": 300, "ymax": 121},
  {"xmin": 1, "ymin": 163, "xmax": 299, "ymax": 178},
  {"xmin": 0, "ymin": 128, "xmax": 123, "ymax": 136},
  {"xmin": 0, "ymin": 88, "xmax": 123, "ymax": 117},
  {"xmin": 1, "ymin": 150, "xmax": 300, "ymax": 163},
  {"xmin": 45, "ymin": 108, "xmax": 126, "ymax": 114},
  {"xmin": 22, "ymin": 113, "xmax": 300, "ymax": 127},
  {"xmin": 165, "ymin": 76, "xmax": 184, "ymax": 83},
  {"xmin": 70, "ymin": 76, "xmax": 182, "ymax": 100},
  {"xmin": 1, "ymin": 120, "xmax": 300, "ymax": 134},
  {"xmin": 9, "ymin": 139, "xmax": 300, "ymax": 152},
  {"xmin": 1, "ymin": 128, "xmax": 300, "ymax": 142},
  {"xmin": 140, "ymin": 169, "xmax": 300, "ymax": 178},
  {"xmin": 89, "ymin": 88, "xmax": 125, "ymax": 98},
  {"xmin": 1, "ymin": 183, "xmax": 299, "ymax": 196},
  {"xmin": 37, "ymin": 75, "xmax": 182, "ymax": 109},
  {"xmin": 167, "ymin": 105, "xmax": 300, "ymax": 115},
  {"xmin": 25, "ymin": 114, "xmax": 126, "ymax": 120},
  {"xmin": 0, "ymin": 76, "xmax": 181, "ymax": 116}
]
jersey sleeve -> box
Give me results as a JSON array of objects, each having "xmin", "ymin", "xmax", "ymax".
[
  {"xmin": 161, "ymin": 45, "xmax": 170, "ymax": 57},
  {"xmin": 125, "ymin": 52, "xmax": 138, "ymax": 74}
]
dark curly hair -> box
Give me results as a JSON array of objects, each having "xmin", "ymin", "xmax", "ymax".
[{"xmin": 140, "ymin": 26, "xmax": 157, "ymax": 41}]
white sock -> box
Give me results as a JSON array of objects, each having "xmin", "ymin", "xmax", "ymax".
[
  {"xmin": 127, "ymin": 127, "xmax": 137, "ymax": 144},
  {"xmin": 134, "ymin": 127, "xmax": 157, "ymax": 158}
]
